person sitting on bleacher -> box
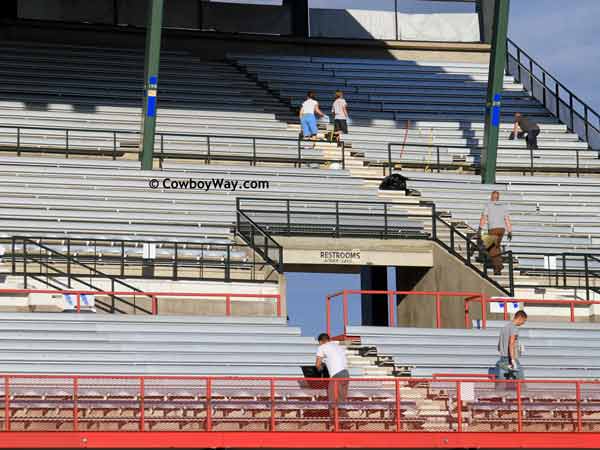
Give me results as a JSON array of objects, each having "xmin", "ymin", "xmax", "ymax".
[
  {"xmin": 510, "ymin": 112, "xmax": 540, "ymax": 150},
  {"xmin": 332, "ymin": 90, "xmax": 350, "ymax": 145},
  {"xmin": 496, "ymin": 310, "xmax": 528, "ymax": 380},
  {"xmin": 316, "ymin": 333, "xmax": 349, "ymax": 421},
  {"xmin": 300, "ymin": 91, "xmax": 325, "ymax": 141}
]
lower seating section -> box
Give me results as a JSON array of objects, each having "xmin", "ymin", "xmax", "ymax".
[
  {"xmin": 2, "ymin": 374, "xmax": 598, "ymax": 432},
  {"xmin": 349, "ymin": 321, "xmax": 600, "ymax": 379},
  {"xmin": 0, "ymin": 313, "xmax": 319, "ymax": 376}
]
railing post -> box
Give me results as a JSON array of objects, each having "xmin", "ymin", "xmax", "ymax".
[
  {"xmin": 206, "ymin": 378, "xmax": 212, "ymax": 432},
  {"xmin": 516, "ymin": 47, "xmax": 522, "ymax": 83},
  {"xmin": 383, "ymin": 203, "xmax": 388, "ymax": 238},
  {"xmin": 252, "ymin": 137, "xmax": 257, "ymax": 167},
  {"xmin": 508, "ymin": 251, "xmax": 515, "ymax": 297},
  {"xmin": 113, "ymin": 131, "xmax": 118, "ymax": 160},
  {"xmin": 576, "ymin": 381, "xmax": 582, "ymax": 432},
  {"xmin": 562, "ymin": 254, "xmax": 567, "ymax": 288},
  {"xmin": 120, "ymin": 241, "xmax": 125, "ymax": 277},
  {"xmin": 482, "ymin": 295, "xmax": 488, "ymax": 329},
  {"xmin": 584, "ymin": 106, "xmax": 590, "ymax": 143},
  {"xmin": 151, "ymin": 295, "xmax": 158, "ymax": 315},
  {"xmin": 335, "ymin": 201, "xmax": 340, "ymax": 238},
  {"xmin": 436, "ymin": 146, "xmax": 441, "ymax": 173},
  {"xmin": 341, "ymin": 142, "xmax": 346, "ymax": 170},
  {"xmin": 139, "ymin": 377, "xmax": 145, "ymax": 432},
  {"xmin": 387, "ymin": 143, "xmax": 393, "ymax": 176},
  {"xmin": 542, "ymin": 72, "xmax": 547, "ymax": 107},
  {"xmin": 225, "ymin": 245, "xmax": 231, "ymax": 282},
  {"xmin": 67, "ymin": 238, "xmax": 72, "ymax": 288},
  {"xmin": 4, "ymin": 376, "xmax": 9, "ymax": 432},
  {"xmin": 576, "ymin": 148, "xmax": 580, "ymax": 178},
  {"xmin": 174, "ymin": 243, "xmax": 179, "ymax": 280},
  {"xmin": 435, "ymin": 293, "xmax": 441, "ymax": 328},
  {"xmin": 10, "ymin": 237, "xmax": 15, "ymax": 275},
  {"xmin": 297, "ymin": 138, "xmax": 302, "ymax": 168},
  {"xmin": 76, "ymin": 293, "xmax": 81, "ymax": 313},
  {"xmin": 226, "ymin": 294, "xmax": 232, "ymax": 316},
  {"xmin": 333, "ymin": 379, "xmax": 339, "ymax": 432},
  {"xmin": 16, "ymin": 127, "xmax": 21, "ymax": 156},
  {"xmin": 270, "ymin": 378, "xmax": 276, "ymax": 432},
  {"xmin": 23, "ymin": 239, "xmax": 28, "ymax": 289},
  {"xmin": 570, "ymin": 301, "xmax": 575, "ymax": 323},
  {"xmin": 503, "ymin": 300, "xmax": 508, "ymax": 321},
  {"xmin": 456, "ymin": 381, "xmax": 462, "ymax": 433},
  {"xmin": 342, "ymin": 290, "xmax": 348, "ymax": 336},
  {"xmin": 73, "ymin": 377, "xmax": 79, "ymax": 432},
  {"xmin": 585, "ymin": 254, "xmax": 590, "ymax": 300},
  {"xmin": 528, "ymin": 58, "xmax": 534, "ymax": 95},
  {"xmin": 286, "ymin": 199, "xmax": 291, "ymax": 235},
  {"xmin": 388, "ymin": 291, "xmax": 395, "ymax": 327},
  {"xmin": 517, "ymin": 381, "xmax": 523, "ymax": 433},
  {"xmin": 569, "ymin": 94, "xmax": 575, "ymax": 131},
  {"xmin": 206, "ymin": 136, "xmax": 211, "ymax": 164},
  {"xmin": 450, "ymin": 226, "xmax": 455, "ymax": 251},
  {"xmin": 65, "ymin": 129, "xmax": 69, "ymax": 158},
  {"xmin": 276, "ymin": 294, "xmax": 281, "ymax": 318},
  {"xmin": 326, "ymin": 296, "xmax": 331, "ymax": 336},
  {"xmin": 555, "ymin": 83, "xmax": 560, "ymax": 118},
  {"xmin": 431, "ymin": 204, "xmax": 437, "ymax": 240},
  {"xmin": 395, "ymin": 378, "xmax": 401, "ymax": 432}
]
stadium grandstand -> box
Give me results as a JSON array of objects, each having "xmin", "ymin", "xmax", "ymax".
[{"xmin": 0, "ymin": 0, "xmax": 600, "ymax": 448}]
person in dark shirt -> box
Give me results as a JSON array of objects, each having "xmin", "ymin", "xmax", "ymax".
[{"xmin": 510, "ymin": 112, "xmax": 540, "ymax": 150}]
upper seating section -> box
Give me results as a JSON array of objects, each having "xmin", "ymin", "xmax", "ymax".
[{"xmin": 350, "ymin": 320, "xmax": 600, "ymax": 379}]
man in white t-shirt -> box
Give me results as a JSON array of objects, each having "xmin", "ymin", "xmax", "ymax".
[{"xmin": 316, "ymin": 333, "xmax": 349, "ymax": 419}]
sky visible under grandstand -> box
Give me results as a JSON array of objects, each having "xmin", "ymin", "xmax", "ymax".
[{"xmin": 288, "ymin": 0, "xmax": 600, "ymax": 340}]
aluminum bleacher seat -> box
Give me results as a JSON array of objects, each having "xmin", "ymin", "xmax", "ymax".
[{"xmin": 349, "ymin": 322, "xmax": 600, "ymax": 379}]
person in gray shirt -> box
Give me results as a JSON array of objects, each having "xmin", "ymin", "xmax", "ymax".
[
  {"xmin": 479, "ymin": 191, "xmax": 513, "ymax": 275},
  {"xmin": 496, "ymin": 310, "xmax": 527, "ymax": 379}
]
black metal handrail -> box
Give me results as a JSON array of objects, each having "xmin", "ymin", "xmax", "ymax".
[
  {"xmin": 5, "ymin": 236, "xmax": 274, "ymax": 284},
  {"xmin": 16, "ymin": 237, "xmax": 152, "ymax": 314},
  {"xmin": 386, "ymin": 141, "xmax": 595, "ymax": 177},
  {"xmin": 0, "ymin": 124, "xmax": 345, "ymax": 169},
  {"xmin": 237, "ymin": 197, "xmax": 433, "ymax": 241},
  {"xmin": 506, "ymin": 38, "xmax": 600, "ymax": 149},
  {"xmin": 235, "ymin": 204, "xmax": 283, "ymax": 274}
]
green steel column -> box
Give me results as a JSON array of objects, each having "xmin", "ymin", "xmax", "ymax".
[
  {"xmin": 140, "ymin": 0, "xmax": 164, "ymax": 170},
  {"xmin": 481, "ymin": 0, "xmax": 510, "ymax": 184}
]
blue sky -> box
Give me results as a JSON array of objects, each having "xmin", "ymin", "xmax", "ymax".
[
  {"xmin": 287, "ymin": 1, "xmax": 599, "ymax": 339},
  {"xmin": 509, "ymin": 0, "xmax": 600, "ymax": 111}
]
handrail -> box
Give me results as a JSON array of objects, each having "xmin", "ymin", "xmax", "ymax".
[
  {"xmin": 17, "ymin": 237, "xmax": 152, "ymax": 314},
  {"xmin": 1, "ymin": 373, "xmax": 597, "ymax": 444},
  {"xmin": 236, "ymin": 201, "xmax": 283, "ymax": 273},
  {"xmin": 506, "ymin": 38, "xmax": 600, "ymax": 148},
  {"xmin": 0, "ymin": 288, "xmax": 281, "ymax": 316},
  {"xmin": 237, "ymin": 197, "xmax": 432, "ymax": 240},
  {"xmin": 5, "ymin": 235, "xmax": 273, "ymax": 284},
  {"xmin": 386, "ymin": 141, "xmax": 594, "ymax": 177},
  {"xmin": 0, "ymin": 124, "xmax": 345, "ymax": 169}
]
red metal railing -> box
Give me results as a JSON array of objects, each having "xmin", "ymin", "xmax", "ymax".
[
  {"xmin": 0, "ymin": 289, "xmax": 281, "ymax": 317},
  {"xmin": 0, "ymin": 374, "xmax": 598, "ymax": 435},
  {"xmin": 326, "ymin": 290, "xmax": 484, "ymax": 336},
  {"xmin": 464, "ymin": 296, "xmax": 600, "ymax": 329},
  {"xmin": 327, "ymin": 289, "xmax": 600, "ymax": 334}
]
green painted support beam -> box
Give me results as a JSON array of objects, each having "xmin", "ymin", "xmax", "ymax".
[
  {"xmin": 140, "ymin": 0, "xmax": 164, "ymax": 171},
  {"xmin": 481, "ymin": 0, "xmax": 510, "ymax": 184}
]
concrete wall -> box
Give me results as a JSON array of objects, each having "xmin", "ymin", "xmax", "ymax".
[{"xmin": 397, "ymin": 242, "xmax": 504, "ymax": 328}]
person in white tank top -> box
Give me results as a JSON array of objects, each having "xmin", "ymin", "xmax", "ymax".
[{"xmin": 299, "ymin": 91, "xmax": 324, "ymax": 140}]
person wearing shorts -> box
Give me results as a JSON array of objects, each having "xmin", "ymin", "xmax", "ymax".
[
  {"xmin": 300, "ymin": 91, "xmax": 324, "ymax": 140},
  {"xmin": 332, "ymin": 90, "xmax": 349, "ymax": 143},
  {"xmin": 316, "ymin": 333, "xmax": 349, "ymax": 422}
]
